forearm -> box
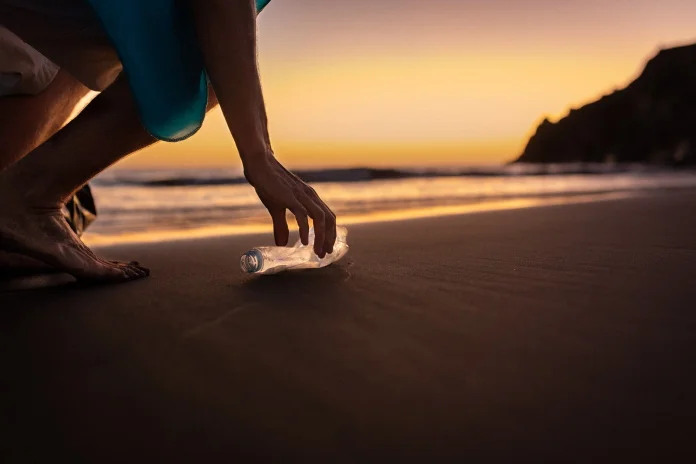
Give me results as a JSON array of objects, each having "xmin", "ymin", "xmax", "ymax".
[{"xmin": 189, "ymin": 0, "xmax": 271, "ymax": 165}]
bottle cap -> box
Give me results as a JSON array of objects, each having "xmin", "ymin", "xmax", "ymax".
[{"xmin": 240, "ymin": 249, "xmax": 264, "ymax": 273}]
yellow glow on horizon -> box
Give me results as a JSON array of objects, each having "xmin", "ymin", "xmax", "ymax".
[{"xmin": 119, "ymin": 49, "xmax": 644, "ymax": 169}]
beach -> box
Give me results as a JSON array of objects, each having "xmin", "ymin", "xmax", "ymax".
[{"xmin": 1, "ymin": 189, "xmax": 695, "ymax": 461}]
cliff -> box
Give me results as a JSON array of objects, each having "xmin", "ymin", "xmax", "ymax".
[{"xmin": 516, "ymin": 43, "xmax": 696, "ymax": 165}]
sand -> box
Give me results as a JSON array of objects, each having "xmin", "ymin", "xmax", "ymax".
[{"xmin": 1, "ymin": 190, "xmax": 695, "ymax": 461}]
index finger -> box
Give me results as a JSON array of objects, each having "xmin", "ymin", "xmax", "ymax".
[
  {"xmin": 289, "ymin": 202, "xmax": 310, "ymax": 245},
  {"xmin": 269, "ymin": 207, "xmax": 289, "ymax": 246}
]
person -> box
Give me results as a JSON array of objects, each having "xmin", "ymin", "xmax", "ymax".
[{"xmin": 0, "ymin": 0, "xmax": 337, "ymax": 283}]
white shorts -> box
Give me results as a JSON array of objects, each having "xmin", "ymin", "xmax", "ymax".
[
  {"xmin": 0, "ymin": 26, "xmax": 58, "ymax": 96},
  {"xmin": 0, "ymin": 0, "xmax": 122, "ymax": 96}
]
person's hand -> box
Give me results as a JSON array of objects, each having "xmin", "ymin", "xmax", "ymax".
[{"xmin": 244, "ymin": 154, "xmax": 337, "ymax": 258}]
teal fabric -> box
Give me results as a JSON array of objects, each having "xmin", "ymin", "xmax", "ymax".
[
  {"xmin": 86, "ymin": 0, "xmax": 272, "ymax": 141},
  {"xmin": 257, "ymin": 0, "xmax": 273, "ymax": 11}
]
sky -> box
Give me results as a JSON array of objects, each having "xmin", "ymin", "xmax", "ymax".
[{"xmin": 120, "ymin": 0, "xmax": 696, "ymax": 170}]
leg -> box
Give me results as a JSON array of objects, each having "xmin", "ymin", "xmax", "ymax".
[
  {"xmin": 0, "ymin": 4, "xmax": 180, "ymax": 281},
  {"xmin": 0, "ymin": 69, "xmax": 90, "ymax": 172},
  {"xmin": 0, "ymin": 76, "xmax": 218, "ymax": 282},
  {"xmin": 0, "ymin": 76, "xmax": 153, "ymax": 282},
  {"xmin": 0, "ymin": 40, "xmax": 90, "ymax": 274}
]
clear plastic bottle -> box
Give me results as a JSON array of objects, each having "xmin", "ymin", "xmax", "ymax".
[{"xmin": 240, "ymin": 226, "xmax": 349, "ymax": 275}]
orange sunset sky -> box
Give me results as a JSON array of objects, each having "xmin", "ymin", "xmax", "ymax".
[{"xmin": 119, "ymin": 0, "xmax": 696, "ymax": 170}]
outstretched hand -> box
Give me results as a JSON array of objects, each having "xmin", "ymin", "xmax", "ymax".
[{"xmin": 244, "ymin": 155, "xmax": 337, "ymax": 258}]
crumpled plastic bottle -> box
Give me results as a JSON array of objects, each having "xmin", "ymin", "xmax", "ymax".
[{"xmin": 240, "ymin": 226, "xmax": 349, "ymax": 275}]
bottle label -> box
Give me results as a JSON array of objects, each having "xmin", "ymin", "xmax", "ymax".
[{"xmin": 240, "ymin": 249, "xmax": 264, "ymax": 273}]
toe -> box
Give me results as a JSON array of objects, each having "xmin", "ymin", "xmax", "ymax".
[
  {"xmin": 125, "ymin": 264, "xmax": 149, "ymax": 280},
  {"xmin": 81, "ymin": 259, "xmax": 135, "ymax": 283},
  {"xmin": 108, "ymin": 260, "xmax": 140, "ymax": 266},
  {"xmin": 135, "ymin": 265, "xmax": 150, "ymax": 277},
  {"xmin": 122, "ymin": 266, "xmax": 141, "ymax": 280}
]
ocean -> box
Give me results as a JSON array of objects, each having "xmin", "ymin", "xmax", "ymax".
[{"xmin": 83, "ymin": 164, "xmax": 696, "ymax": 245}]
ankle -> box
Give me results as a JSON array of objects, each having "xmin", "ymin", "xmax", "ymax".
[{"xmin": 0, "ymin": 165, "xmax": 64, "ymax": 211}]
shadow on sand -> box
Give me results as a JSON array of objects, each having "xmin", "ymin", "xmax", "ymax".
[{"xmin": 236, "ymin": 261, "xmax": 355, "ymax": 307}]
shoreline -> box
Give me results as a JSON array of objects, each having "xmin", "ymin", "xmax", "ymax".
[{"xmin": 86, "ymin": 189, "xmax": 638, "ymax": 247}]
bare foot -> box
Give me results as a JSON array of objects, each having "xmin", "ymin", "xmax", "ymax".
[
  {"xmin": 0, "ymin": 207, "xmax": 148, "ymax": 283},
  {"xmin": 0, "ymin": 249, "xmax": 141, "ymax": 278},
  {"xmin": 0, "ymin": 250, "xmax": 56, "ymax": 277}
]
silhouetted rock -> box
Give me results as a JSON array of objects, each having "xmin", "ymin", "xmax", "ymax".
[{"xmin": 516, "ymin": 43, "xmax": 696, "ymax": 166}]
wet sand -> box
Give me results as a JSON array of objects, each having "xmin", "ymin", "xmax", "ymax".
[{"xmin": 2, "ymin": 190, "xmax": 695, "ymax": 461}]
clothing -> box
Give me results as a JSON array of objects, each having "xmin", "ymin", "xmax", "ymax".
[
  {"xmin": 1, "ymin": 0, "xmax": 209, "ymax": 140},
  {"xmin": 0, "ymin": 26, "xmax": 58, "ymax": 96},
  {"xmin": 2, "ymin": 0, "xmax": 274, "ymax": 138},
  {"xmin": 86, "ymin": 0, "xmax": 208, "ymax": 141},
  {"xmin": 0, "ymin": 0, "xmax": 121, "ymax": 93},
  {"xmin": 82, "ymin": 0, "xmax": 273, "ymax": 141}
]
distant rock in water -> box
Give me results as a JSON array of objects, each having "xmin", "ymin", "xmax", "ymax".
[{"xmin": 516, "ymin": 43, "xmax": 696, "ymax": 165}]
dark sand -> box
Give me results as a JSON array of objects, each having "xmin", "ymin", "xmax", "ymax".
[{"xmin": 2, "ymin": 191, "xmax": 695, "ymax": 462}]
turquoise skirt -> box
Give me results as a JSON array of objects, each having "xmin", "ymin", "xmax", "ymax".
[{"xmin": 86, "ymin": 0, "xmax": 273, "ymax": 141}]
